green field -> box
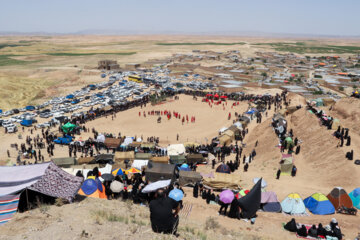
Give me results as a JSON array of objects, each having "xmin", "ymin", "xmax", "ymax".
[
  {"xmin": 253, "ymin": 42, "xmax": 360, "ymax": 54},
  {"xmin": 156, "ymin": 42, "xmax": 246, "ymax": 46},
  {"xmin": 46, "ymin": 52, "xmax": 137, "ymax": 56},
  {"xmin": 0, "ymin": 55, "xmax": 34, "ymax": 67}
]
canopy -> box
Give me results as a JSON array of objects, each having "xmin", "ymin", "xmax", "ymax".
[
  {"xmin": 62, "ymin": 122, "xmax": 76, "ymax": 134},
  {"xmin": 142, "ymin": 179, "xmax": 171, "ymax": 193},
  {"xmin": 238, "ymin": 178, "xmax": 262, "ymax": 218},
  {"xmin": 304, "ymin": 193, "xmax": 335, "ymax": 215},
  {"xmin": 0, "ymin": 162, "xmax": 83, "ymax": 202},
  {"xmin": 281, "ymin": 193, "xmax": 306, "ymax": 215}
]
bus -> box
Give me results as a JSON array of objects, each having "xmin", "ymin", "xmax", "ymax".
[{"xmin": 128, "ymin": 75, "xmax": 142, "ymax": 83}]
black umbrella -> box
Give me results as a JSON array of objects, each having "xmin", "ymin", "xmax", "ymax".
[
  {"xmin": 101, "ymin": 173, "xmax": 114, "ymax": 182},
  {"xmin": 238, "ymin": 177, "xmax": 262, "ymax": 219}
]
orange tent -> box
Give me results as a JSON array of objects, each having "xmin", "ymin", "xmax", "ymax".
[
  {"xmin": 327, "ymin": 187, "xmax": 353, "ymax": 209},
  {"xmin": 78, "ymin": 179, "xmax": 107, "ymax": 199}
]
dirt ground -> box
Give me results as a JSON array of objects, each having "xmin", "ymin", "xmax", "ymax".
[{"xmin": 1, "ymin": 93, "xmax": 360, "ymax": 239}]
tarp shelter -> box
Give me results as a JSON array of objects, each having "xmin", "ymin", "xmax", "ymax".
[
  {"xmin": 104, "ymin": 138, "xmax": 121, "ymax": 149},
  {"xmin": 281, "ymin": 193, "xmax": 306, "ymax": 215},
  {"xmin": 95, "ymin": 154, "xmax": 114, "ymax": 164},
  {"xmin": 61, "ymin": 122, "xmax": 76, "ymax": 134},
  {"xmin": 203, "ymin": 172, "xmax": 241, "ymax": 190},
  {"xmin": 115, "ymin": 151, "xmax": 135, "ymax": 162},
  {"xmin": 77, "ymin": 157, "xmax": 95, "ymax": 165},
  {"xmin": 167, "ymin": 144, "xmax": 185, "ymax": 156},
  {"xmin": 51, "ymin": 157, "xmax": 77, "ymax": 168},
  {"xmin": 331, "ymin": 119, "xmax": 340, "ymax": 130},
  {"xmin": 78, "ymin": 179, "xmax": 106, "ymax": 199},
  {"xmin": 219, "ymin": 127, "xmax": 228, "ymax": 134},
  {"xmin": 169, "ymin": 155, "xmax": 186, "ymax": 165},
  {"xmin": 140, "ymin": 142, "xmax": 156, "ymax": 149},
  {"xmin": 349, "ymin": 188, "xmax": 360, "ymax": 209},
  {"xmin": 0, "ymin": 194, "xmax": 20, "ymax": 225},
  {"xmin": 150, "ymin": 156, "xmax": 169, "ymax": 164},
  {"xmin": 238, "ymin": 178, "xmax": 262, "ymax": 219},
  {"xmin": 327, "ymin": 187, "xmax": 353, "ymax": 209},
  {"xmin": 219, "ymin": 135, "xmax": 232, "ymax": 146},
  {"xmin": 186, "ymin": 154, "xmax": 204, "ymax": 164},
  {"xmin": 128, "ymin": 142, "xmax": 141, "ymax": 148},
  {"xmin": 304, "ymin": 193, "xmax": 335, "ymax": 215},
  {"xmin": 0, "ymin": 162, "xmax": 83, "ymax": 224},
  {"xmin": 238, "ymin": 116, "xmax": 250, "ymax": 126},
  {"xmin": 179, "ymin": 171, "xmax": 202, "ymax": 186},
  {"xmin": 280, "ymin": 154, "xmax": 293, "ymax": 176},
  {"xmin": 216, "ymin": 164, "xmax": 231, "ymax": 174},
  {"xmin": 261, "ymin": 191, "xmax": 281, "ymax": 212},
  {"xmin": 145, "ymin": 162, "xmax": 176, "ymax": 183},
  {"xmin": 228, "ymin": 125, "xmax": 241, "ymax": 136},
  {"xmin": 183, "ymin": 142, "xmax": 200, "ymax": 148},
  {"xmin": 131, "ymin": 160, "xmax": 148, "ymax": 170},
  {"xmin": 135, "ymin": 153, "xmax": 153, "ymax": 160},
  {"xmin": 223, "ymin": 130, "xmax": 235, "ymax": 140}
]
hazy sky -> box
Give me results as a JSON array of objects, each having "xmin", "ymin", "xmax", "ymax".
[{"xmin": 1, "ymin": 0, "xmax": 359, "ymax": 35}]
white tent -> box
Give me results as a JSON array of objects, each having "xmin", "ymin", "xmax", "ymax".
[
  {"xmin": 96, "ymin": 134, "xmax": 105, "ymax": 143},
  {"xmin": 167, "ymin": 144, "xmax": 185, "ymax": 156},
  {"xmin": 121, "ymin": 136, "xmax": 133, "ymax": 146},
  {"xmin": 132, "ymin": 160, "xmax": 148, "ymax": 170}
]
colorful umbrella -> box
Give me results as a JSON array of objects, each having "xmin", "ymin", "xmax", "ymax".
[
  {"xmin": 125, "ymin": 168, "xmax": 141, "ymax": 175},
  {"xmin": 169, "ymin": 189, "xmax": 184, "ymax": 201},
  {"xmin": 219, "ymin": 189, "xmax": 234, "ymax": 204},
  {"xmin": 112, "ymin": 168, "xmax": 125, "ymax": 176}
]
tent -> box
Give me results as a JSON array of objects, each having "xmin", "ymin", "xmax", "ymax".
[
  {"xmin": 61, "ymin": 122, "xmax": 76, "ymax": 134},
  {"xmin": 203, "ymin": 173, "xmax": 241, "ymax": 190},
  {"xmin": 140, "ymin": 142, "xmax": 156, "ymax": 149},
  {"xmin": 51, "ymin": 157, "xmax": 77, "ymax": 168},
  {"xmin": 179, "ymin": 163, "xmax": 191, "ymax": 171},
  {"xmin": 169, "ymin": 155, "xmax": 186, "ymax": 165},
  {"xmin": 131, "ymin": 160, "xmax": 148, "ymax": 170},
  {"xmin": 280, "ymin": 154, "xmax": 293, "ymax": 176},
  {"xmin": 150, "ymin": 156, "xmax": 169, "ymax": 164},
  {"xmin": 304, "ymin": 193, "xmax": 335, "ymax": 215},
  {"xmin": 167, "ymin": 144, "xmax": 185, "ymax": 156},
  {"xmin": 96, "ymin": 134, "xmax": 106, "ymax": 143},
  {"xmin": 145, "ymin": 162, "xmax": 177, "ymax": 183},
  {"xmin": 186, "ymin": 154, "xmax": 204, "ymax": 164},
  {"xmin": 78, "ymin": 179, "xmax": 106, "ymax": 199},
  {"xmin": 281, "ymin": 193, "xmax": 307, "ymax": 215},
  {"xmin": 349, "ymin": 188, "xmax": 360, "ymax": 209},
  {"xmin": 0, "ymin": 162, "xmax": 83, "ymax": 224},
  {"xmin": 218, "ymin": 135, "xmax": 232, "ymax": 146},
  {"xmin": 183, "ymin": 142, "xmax": 200, "ymax": 148},
  {"xmin": 135, "ymin": 153, "xmax": 153, "ymax": 160},
  {"xmin": 331, "ymin": 119, "xmax": 341, "ymax": 130},
  {"xmin": 95, "ymin": 154, "xmax": 114, "ymax": 164},
  {"xmin": 115, "ymin": 151, "xmax": 135, "ymax": 162},
  {"xmin": 261, "ymin": 191, "xmax": 281, "ymax": 212},
  {"xmin": 238, "ymin": 178, "xmax": 262, "ymax": 218},
  {"xmin": 327, "ymin": 187, "xmax": 353, "ymax": 209},
  {"xmin": 77, "ymin": 157, "xmax": 95, "ymax": 165},
  {"xmin": 216, "ymin": 164, "xmax": 231, "ymax": 174},
  {"xmin": 121, "ymin": 137, "xmax": 133, "ymax": 146},
  {"xmin": 223, "ymin": 130, "xmax": 235, "ymax": 140},
  {"xmin": 104, "ymin": 138, "xmax": 121, "ymax": 149},
  {"xmin": 179, "ymin": 171, "xmax": 202, "ymax": 186}
]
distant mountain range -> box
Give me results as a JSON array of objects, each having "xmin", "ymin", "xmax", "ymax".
[{"xmin": 0, "ymin": 29, "xmax": 359, "ymax": 38}]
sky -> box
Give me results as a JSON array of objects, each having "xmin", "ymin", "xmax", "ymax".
[{"xmin": 0, "ymin": 0, "xmax": 359, "ymax": 36}]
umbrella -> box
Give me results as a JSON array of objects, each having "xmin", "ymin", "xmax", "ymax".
[
  {"xmin": 112, "ymin": 168, "xmax": 125, "ymax": 176},
  {"xmin": 101, "ymin": 173, "xmax": 114, "ymax": 182},
  {"xmin": 110, "ymin": 180, "xmax": 124, "ymax": 193},
  {"xmin": 253, "ymin": 178, "xmax": 267, "ymax": 188},
  {"xmin": 125, "ymin": 168, "xmax": 141, "ymax": 175},
  {"xmin": 169, "ymin": 189, "xmax": 184, "ymax": 201},
  {"xmin": 142, "ymin": 179, "xmax": 171, "ymax": 193},
  {"xmin": 219, "ymin": 189, "xmax": 234, "ymax": 204}
]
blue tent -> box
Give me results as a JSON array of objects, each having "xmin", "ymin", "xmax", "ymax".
[
  {"xmin": 303, "ymin": 193, "xmax": 335, "ymax": 215},
  {"xmin": 179, "ymin": 163, "xmax": 191, "ymax": 171},
  {"xmin": 54, "ymin": 136, "xmax": 73, "ymax": 145},
  {"xmin": 349, "ymin": 188, "xmax": 360, "ymax": 209},
  {"xmin": 0, "ymin": 109, "xmax": 2, "ymax": 113},
  {"xmin": 25, "ymin": 106, "xmax": 35, "ymax": 111},
  {"xmin": 66, "ymin": 94, "xmax": 74, "ymax": 99},
  {"xmin": 20, "ymin": 119, "xmax": 32, "ymax": 127},
  {"xmin": 215, "ymin": 164, "xmax": 231, "ymax": 174}
]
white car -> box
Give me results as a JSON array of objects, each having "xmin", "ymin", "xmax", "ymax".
[{"xmin": 7, "ymin": 125, "xmax": 17, "ymax": 133}]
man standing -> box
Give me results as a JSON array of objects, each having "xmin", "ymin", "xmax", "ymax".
[{"xmin": 150, "ymin": 189, "xmax": 180, "ymax": 236}]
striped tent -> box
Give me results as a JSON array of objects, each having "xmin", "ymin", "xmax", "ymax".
[{"xmin": 0, "ymin": 194, "xmax": 20, "ymax": 225}]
